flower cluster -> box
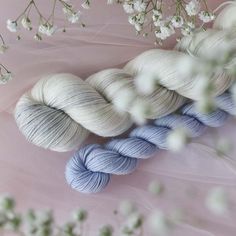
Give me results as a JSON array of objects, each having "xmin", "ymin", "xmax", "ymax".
[
  {"xmin": 6, "ymin": 0, "xmax": 85, "ymax": 41},
  {"xmin": 0, "ymin": 181, "xmax": 232, "ymax": 236},
  {"xmin": 109, "ymin": 0, "xmax": 215, "ymax": 44}
]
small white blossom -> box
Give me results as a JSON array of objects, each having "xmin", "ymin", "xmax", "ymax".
[
  {"xmin": 113, "ymin": 88, "xmax": 136, "ymax": 113},
  {"xmin": 67, "ymin": 11, "xmax": 81, "ymax": 23},
  {"xmin": 134, "ymin": 23, "xmax": 142, "ymax": 31},
  {"xmin": 0, "ymin": 44, "xmax": 8, "ymax": 54},
  {"xmin": 21, "ymin": 17, "xmax": 32, "ymax": 30},
  {"xmin": 130, "ymin": 99, "xmax": 151, "ymax": 125},
  {"xmin": 7, "ymin": 20, "xmax": 18, "ymax": 32},
  {"xmin": 185, "ymin": 0, "xmax": 201, "ymax": 16},
  {"xmin": 136, "ymin": 12, "xmax": 145, "ymax": 24},
  {"xmin": 123, "ymin": 2, "xmax": 135, "ymax": 14},
  {"xmin": 81, "ymin": 0, "xmax": 90, "ymax": 9},
  {"xmin": 128, "ymin": 15, "xmax": 136, "ymax": 25},
  {"xmin": 199, "ymin": 11, "xmax": 215, "ymax": 23},
  {"xmin": 148, "ymin": 181, "xmax": 164, "ymax": 195},
  {"xmin": 155, "ymin": 25, "xmax": 175, "ymax": 40},
  {"xmin": 107, "ymin": 0, "xmax": 115, "ymax": 4},
  {"xmin": 34, "ymin": 33, "xmax": 42, "ymax": 41},
  {"xmin": 152, "ymin": 9, "xmax": 162, "ymax": 24},
  {"xmin": 181, "ymin": 21, "xmax": 195, "ymax": 36},
  {"xmin": 119, "ymin": 200, "xmax": 137, "ymax": 217},
  {"xmin": 134, "ymin": 0, "xmax": 147, "ymax": 12},
  {"xmin": 148, "ymin": 210, "xmax": 172, "ymax": 235},
  {"xmin": 0, "ymin": 72, "xmax": 12, "ymax": 85},
  {"xmin": 38, "ymin": 23, "xmax": 57, "ymax": 36},
  {"xmin": 206, "ymin": 187, "xmax": 229, "ymax": 215},
  {"xmin": 171, "ymin": 16, "xmax": 184, "ymax": 28},
  {"xmin": 126, "ymin": 213, "xmax": 143, "ymax": 229},
  {"xmin": 135, "ymin": 72, "xmax": 157, "ymax": 94},
  {"xmin": 167, "ymin": 128, "xmax": 189, "ymax": 152}
]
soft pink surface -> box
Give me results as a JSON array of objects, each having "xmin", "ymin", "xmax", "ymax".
[{"xmin": 1, "ymin": 0, "xmax": 236, "ymax": 235}]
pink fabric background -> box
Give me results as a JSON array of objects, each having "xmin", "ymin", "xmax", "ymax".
[{"xmin": 1, "ymin": 0, "xmax": 236, "ymax": 235}]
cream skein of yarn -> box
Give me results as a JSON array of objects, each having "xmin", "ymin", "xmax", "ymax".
[{"xmin": 15, "ymin": 4, "xmax": 236, "ymax": 152}]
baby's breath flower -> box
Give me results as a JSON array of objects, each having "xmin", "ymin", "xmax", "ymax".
[
  {"xmin": 21, "ymin": 17, "xmax": 32, "ymax": 31},
  {"xmin": 181, "ymin": 21, "xmax": 195, "ymax": 36},
  {"xmin": 73, "ymin": 209, "xmax": 88, "ymax": 222},
  {"xmin": 34, "ymin": 33, "xmax": 42, "ymax": 41},
  {"xmin": 167, "ymin": 128, "xmax": 189, "ymax": 152},
  {"xmin": 119, "ymin": 200, "xmax": 137, "ymax": 217},
  {"xmin": 199, "ymin": 11, "xmax": 215, "ymax": 23},
  {"xmin": 134, "ymin": 0, "xmax": 147, "ymax": 12},
  {"xmin": 123, "ymin": 2, "xmax": 135, "ymax": 14},
  {"xmin": 67, "ymin": 11, "xmax": 81, "ymax": 23},
  {"xmin": 0, "ymin": 195, "xmax": 15, "ymax": 211},
  {"xmin": 0, "ymin": 44, "xmax": 8, "ymax": 54},
  {"xmin": 82, "ymin": 0, "xmax": 91, "ymax": 9},
  {"xmin": 155, "ymin": 24, "xmax": 175, "ymax": 40},
  {"xmin": 6, "ymin": 20, "xmax": 18, "ymax": 32},
  {"xmin": 38, "ymin": 23, "xmax": 57, "ymax": 36},
  {"xmin": 0, "ymin": 72, "xmax": 12, "ymax": 85},
  {"xmin": 171, "ymin": 16, "xmax": 184, "ymax": 28},
  {"xmin": 99, "ymin": 225, "xmax": 113, "ymax": 236},
  {"xmin": 148, "ymin": 181, "xmax": 164, "ymax": 195},
  {"xmin": 126, "ymin": 213, "xmax": 143, "ymax": 230},
  {"xmin": 148, "ymin": 210, "xmax": 173, "ymax": 235},
  {"xmin": 205, "ymin": 187, "xmax": 229, "ymax": 215},
  {"xmin": 185, "ymin": 0, "xmax": 201, "ymax": 16}
]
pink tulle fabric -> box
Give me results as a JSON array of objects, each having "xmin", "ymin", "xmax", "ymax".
[{"xmin": 1, "ymin": 0, "xmax": 236, "ymax": 235}]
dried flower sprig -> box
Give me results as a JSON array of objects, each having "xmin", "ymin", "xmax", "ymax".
[
  {"xmin": 106, "ymin": 0, "xmax": 215, "ymax": 44},
  {"xmin": 0, "ymin": 34, "xmax": 12, "ymax": 85},
  {"xmin": 6, "ymin": 0, "xmax": 85, "ymax": 41}
]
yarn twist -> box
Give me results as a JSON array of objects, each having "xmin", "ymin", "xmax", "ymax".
[
  {"xmin": 15, "ymin": 3, "xmax": 236, "ymax": 152},
  {"xmin": 65, "ymin": 93, "xmax": 236, "ymax": 193}
]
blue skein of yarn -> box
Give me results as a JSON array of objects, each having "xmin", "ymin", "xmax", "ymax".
[{"xmin": 65, "ymin": 93, "xmax": 236, "ymax": 193}]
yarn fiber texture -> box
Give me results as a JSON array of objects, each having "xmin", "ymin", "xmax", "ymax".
[
  {"xmin": 15, "ymin": 3, "xmax": 236, "ymax": 152},
  {"xmin": 65, "ymin": 92, "xmax": 236, "ymax": 193}
]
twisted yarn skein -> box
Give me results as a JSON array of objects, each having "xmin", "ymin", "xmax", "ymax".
[
  {"xmin": 65, "ymin": 92, "xmax": 236, "ymax": 193},
  {"xmin": 15, "ymin": 4, "xmax": 236, "ymax": 152}
]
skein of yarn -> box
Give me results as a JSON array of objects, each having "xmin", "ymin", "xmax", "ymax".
[
  {"xmin": 15, "ymin": 3, "xmax": 236, "ymax": 152},
  {"xmin": 65, "ymin": 92, "xmax": 236, "ymax": 193}
]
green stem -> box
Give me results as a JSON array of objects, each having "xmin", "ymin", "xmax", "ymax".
[
  {"xmin": 0, "ymin": 34, "xmax": 5, "ymax": 44},
  {"xmin": 15, "ymin": 0, "xmax": 34, "ymax": 21}
]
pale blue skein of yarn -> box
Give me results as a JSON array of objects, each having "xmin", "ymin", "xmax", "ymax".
[{"xmin": 65, "ymin": 93, "xmax": 236, "ymax": 194}]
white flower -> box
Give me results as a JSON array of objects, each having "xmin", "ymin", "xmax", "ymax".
[
  {"xmin": 123, "ymin": 2, "xmax": 134, "ymax": 14},
  {"xmin": 167, "ymin": 128, "xmax": 189, "ymax": 152},
  {"xmin": 135, "ymin": 72, "xmax": 157, "ymax": 94},
  {"xmin": 21, "ymin": 17, "xmax": 32, "ymax": 30},
  {"xmin": 6, "ymin": 20, "xmax": 18, "ymax": 32},
  {"xmin": 128, "ymin": 15, "xmax": 136, "ymax": 25},
  {"xmin": 171, "ymin": 16, "xmax": 184, "ymax": 28},
  {"xmin": 155, "ymin": 25, "xmax": 175, "ymax": 40},
  {"xmin": 152, "ymin": 9, "xmax": 162, "ymax": 23},
  {"xmin": 81, "ymin": 0, "xmax": 90, "ymax": 9},
  {"xmin": 199, "ymin": 11, "xmax": 215, "ymax": 23},
  {"xmin": 181, "ymin": 22, "xmax": 195, "ymax": 36},
  {"xmin": 134, "ymin": 23, "xmax": 142, "ymax": 31},
  {"xmin": 134, "ymin": 0, "xmax": 147, "ymax": 12},
  {"xmin": 38, "ymin": 23, "xmax": 57, "ymax": 36},
  {"xmin": 130, "ymin": 99, "xmax": 150, "ymax": 125},
  {"xmin": 148, "ymin": 181, "xmax": 164, "ymax": 195},
  {"xmin": 67, "ymin": 11, "xmax": 81, "ymax": 23},
  {"xmin": 185, "ymin": 0, "xmax": 201, "ymax": 16},
  {"xmin": 126, "ymin": 213, "xmax": 143, "ymax": 229},
  {"xmin": 119, "ymin": 200, "xmax": 137, "ymax": 217},
  {"xmin": 113, "ymin": 88, "xmax": 136, "ymax": 113},
  {"xmin": 0, "ymin": 44, "xmax": 8, "ymax": 54},
  {"xmin": 136, "ymin": 12, "xmax": 145, "ymax": 24},
  {"xmin": 148, "ymin": 210, "xmax": 172, "ymax": 235},
  {"xmin": 34, "ymin": 33, "xmax": 42, "ymax": 41},
  {"xmin": 107, "ymin": 0, "xmax": 115, "ymax": 4},
  {"xmin": 206, "ymin": 187, "xmax": 228, "ymax": 215},
  {"xmin": 0, "ymin": 72, "xmax": 12, "ymax": 85}
]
